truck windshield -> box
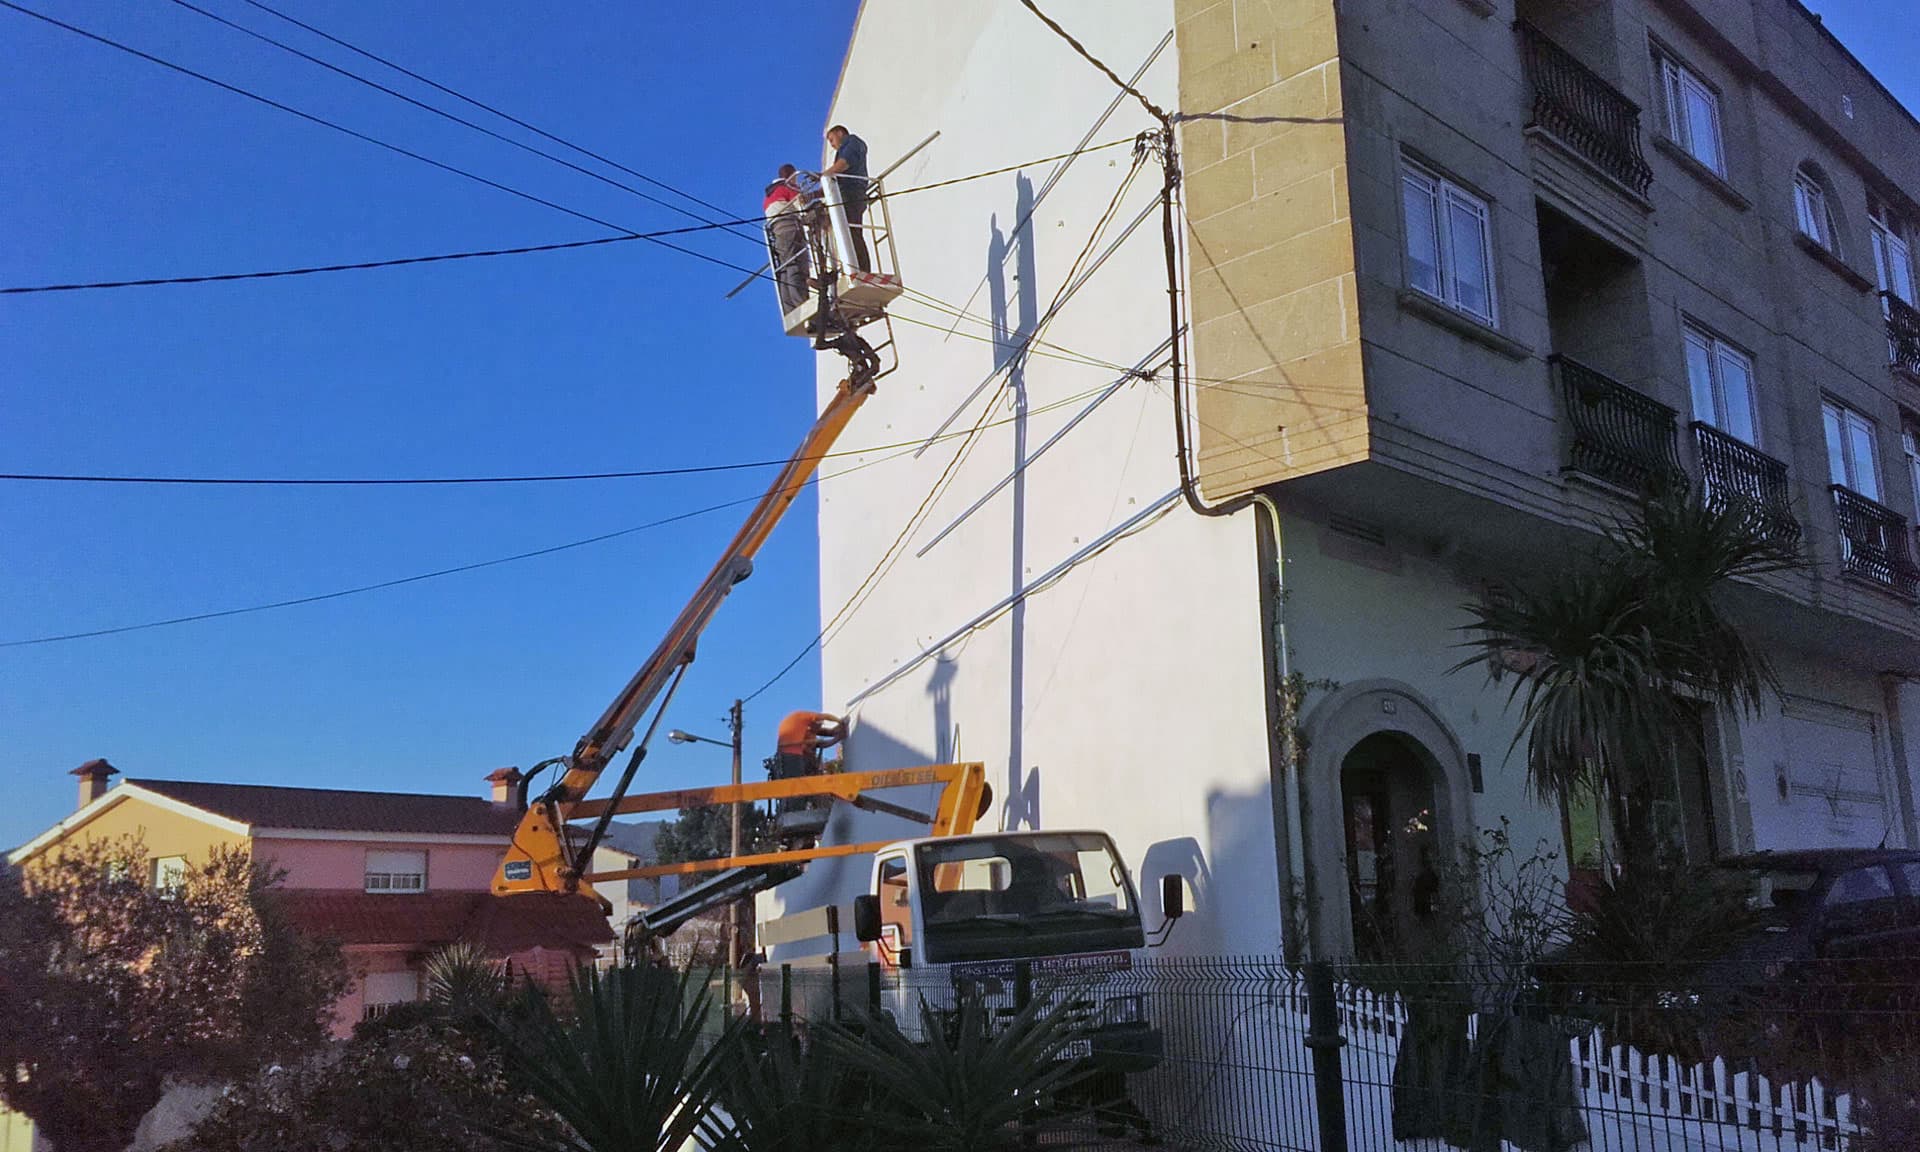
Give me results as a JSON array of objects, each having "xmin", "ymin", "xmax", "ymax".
[{"xmin": 914, "ymin": 833, "xmax": 1144, "ymax": 963}]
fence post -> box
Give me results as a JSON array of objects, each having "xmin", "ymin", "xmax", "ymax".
[
  {"xmin": 780, "ymin": 963, "xmax": 793, "ymax": 1031},
  {"xmin": 868, "ymin": 960, "xmax": 882, "ymax": 1015},
  {"xmin": 1304, "ymin": 960, "xmax": 1349, "ymax": 1152},
  {"xmin": 827, "ymin": 905, "xmax": 842, "ymax": 1021}
]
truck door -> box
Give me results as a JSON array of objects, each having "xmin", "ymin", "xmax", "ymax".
[{"xmin": 876, "ymin": 853, "xmax": 913, "ymax": 970}]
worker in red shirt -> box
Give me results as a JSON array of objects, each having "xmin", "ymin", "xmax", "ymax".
[
  {"xmin": 763, "ymin": 164, "xmax": 811, "ymax": 314},
  {"xmin": 774, "ymin": 710, "xmax": 844, "ymax": 779}
]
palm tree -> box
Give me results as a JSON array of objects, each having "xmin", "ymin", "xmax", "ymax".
[
  {"xmin": 808, "ymin": 989, "xmax": 1097, "ymax": 1152},
  {"xmin": 696, "ymin": 1022, "xmax": 877, "ymax": 1152},
  {"xmin": 492, "ymin": 963, "xmax": 740, "ymax": 1152},
  {"xmin": 1457, "ymin": 488, "xmax": 1798, "ymax": 866}
]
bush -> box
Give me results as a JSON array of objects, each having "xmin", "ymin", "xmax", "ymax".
[{"xmin": 178, "ymin": 1020, "xmax": 563, "ymax": 1152}]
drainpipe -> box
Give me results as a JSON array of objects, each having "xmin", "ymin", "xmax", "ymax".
[{"xmin": 1254, "ymin": 493, "xmax": 1314, "ymax": 962}]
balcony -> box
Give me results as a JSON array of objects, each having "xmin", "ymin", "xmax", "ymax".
[
  {"xmin": 1692, "ymin": 424, "xmax": 1801, "ymax": 548},
  {"xmin": 1885, "ymin": 291, "xmax": 1920, "ymax": 378},
  {"xmin": 1556, "ymin": 355, "xmax": 1685, "ymax": 493},
  {"xmin": 1518, "ymin": 20, "xmax": 1653, "ymax": 198},
  {"xmin": 1830, "ymin": 485, "xmax": 1920, "ymax": 597}
]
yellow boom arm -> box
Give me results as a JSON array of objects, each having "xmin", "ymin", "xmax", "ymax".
[
  {"xmin": 573, "ymin": 761, "xmax": 989, "ymax": 885},
  {"xmin": 493, "ymin": 371, "xmax": 877, "ymax": 898}
]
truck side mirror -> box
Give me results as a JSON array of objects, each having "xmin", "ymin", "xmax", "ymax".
[
  {"xmin": 852, "ymin": 894, "xmax": 882, "ymax": 943},
  {"xmin": 1161, "ymin": 874, "xmax": 1186, "ymax": 920}
]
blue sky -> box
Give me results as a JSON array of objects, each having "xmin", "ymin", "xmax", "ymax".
[
  {"xmin": 1, "ymin": 1, "xmax": 1914, "ymax": 850},
  {"xmin": 2, "ymin": 0, "xmax": 862, "ymax": 846}
]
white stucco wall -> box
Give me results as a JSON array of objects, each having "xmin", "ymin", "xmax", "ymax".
[{"xmin": 764, "ymin": 1, "xmax": 1286, "ymax": 956}]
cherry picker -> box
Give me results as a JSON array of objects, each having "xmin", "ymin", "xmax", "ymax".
[
  {"xmin": 490, "ymin": 169, "xmax": 916, "ymax": 908},
  {"xmin": 489, "ymin": 170, "xmax": 1177, "ymax": 1078}
]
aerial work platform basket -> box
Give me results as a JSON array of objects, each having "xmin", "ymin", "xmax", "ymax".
[{"xmin": 765, "ymin": 172, "xmax": 904, "ymax": 340}]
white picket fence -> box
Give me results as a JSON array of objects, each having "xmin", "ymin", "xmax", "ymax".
[{"xmin": 1319, "ymin": 982, "xmax": 1866, "ymax": 1152}]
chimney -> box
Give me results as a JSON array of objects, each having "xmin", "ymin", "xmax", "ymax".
[
  {"xmin": 486, "ymin": 766, "xmax": 525, "ymax": 809},
  {"xmin": 71, "ymin": 759, "xmax": 119, "ymax": 809}
]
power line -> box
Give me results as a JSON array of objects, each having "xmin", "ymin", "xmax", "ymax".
[
  {"xmin": 0, "ymin": 143, "xmax": 1142, "ymax": 297},
  {"xmin": 0, "ymin": 223, "xmax": 752, "ymax": 296},
  {"xmin": 0, "ymin": 1, "xmax": 760, "ymax": 279},
  {"xmin": 237, "ymin": 0, "xmax": 748, "ymax": 235},
  {"xmin": 1, "ymin": 379, "xmax": 1144, "ymax": 647},
  {"xmin": 1016, "ymin": 0, "xmax": 1168, "ymax": 123},
  {"xmin": 0, "ymin": 379, "xmax": 1128, "ymax": 487},
  {"xmin": 0, "ymin": 443, "xmax": 906, "ymax": 649},
  {"xmin": 745, "ymin": 160, "xmax": 1154, "ymax": 702},
  {"xmin": 161, "ymin": 0, "xmax": 761, "ymax": 244},
  {"xmin": 875, "ymin": 137, "xmax": 1135, "ymax": 199}
]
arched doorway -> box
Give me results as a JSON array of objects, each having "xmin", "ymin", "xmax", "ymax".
[
  {"xmin": 1296, "ymin": 680, "xmax": 1474, "ymax": 959},
  {"xmin": 1341, "ymin": 732, "xmax": 1441, "ymax": 961}
]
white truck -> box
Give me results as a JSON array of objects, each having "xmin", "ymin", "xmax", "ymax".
[{"xmin": 764, "ymin": 826, "xmax": 1180, "ymax": 1078}]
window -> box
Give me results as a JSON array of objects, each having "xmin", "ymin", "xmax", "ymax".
[
  {"xmin": 1793, "ymin": 166, "xmax": 1839, "ymax": 253},
  {"xmin": 364, "ymin": 849, "xmax": 427, "ymax": 893},
  {"xmin": 1654, "ymin": 49, "xmax": 1726, "ymax": 176},
  {"xmin": 1823, "ymin": 400, "xmax": 1881, "ymax": 502},
  {"xmin": 360, "ymin": 969, "xmax": 421, "ymax": 1019},
  {"xmin": 876, "ymin": 855, "xmax": 912, "ymax": 956},
  {"xmin": 1401, "ymin": 162, "xmax": 1497, "ymax": 325},
  {"xmin": 1683, "ymin": 324, "xmax": 1758, "ymax": 442},
  {"xmin": 1905, "ymin": 418, "xmax": 1920, "ymax": 524},
  {"xmin": 1826, "ymin": 866, "xmax": 1895, "ymax": 907},
  {"xmin": 151, "ymin": 855, "xmax": 187, "ymax": 894},
  {"xmin": 1870, "ymin": 197, "xmax": 1915, "ymax": 304}
]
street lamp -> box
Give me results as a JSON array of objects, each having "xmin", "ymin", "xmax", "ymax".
[
  {"xmin": 668, "ymin": 729, "xmax": 730, "ymax": 748},
  {"xmin": 667, "ymin": 702, "xmax": 747, "ymax": 968}
]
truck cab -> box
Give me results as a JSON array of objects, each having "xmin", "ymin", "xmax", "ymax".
[
  {"xmin": 857, "ymin": 830, "xmax": 1145, "ymax": 967},
  {"xmin": 849, "ymin": 829, "xmax": 1163, "ymax": 1073}
]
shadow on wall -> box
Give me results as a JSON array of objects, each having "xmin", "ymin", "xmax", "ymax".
[
  {"xmin": 841, "ymin": 715, "xmax": 951, "ymax": 843},
  {"xmin": 763, "ymin": 716, "xmax": 950, "ymax": 924},
  {"xmin": 987, "ymin": 174, "xmax": 1040, "ymax": 833},
  {"xmin": 1139, "ymin": 782, "xmax": 1285, "ymax": 956},
  {"xmin": 924, "ymin": 653, "xmax": 960, "ymax": 764}
]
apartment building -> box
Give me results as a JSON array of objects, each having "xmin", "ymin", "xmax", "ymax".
[{"xmin": 766, "ymin": 0, "xmax": 1920, "ymax": 960}]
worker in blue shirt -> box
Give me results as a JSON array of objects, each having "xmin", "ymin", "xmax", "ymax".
[{"xmin": 822, "ymin": 125, "xmax": 872, "ymax": 271}]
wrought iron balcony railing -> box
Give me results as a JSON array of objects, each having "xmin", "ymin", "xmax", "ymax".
[
  {"xmin": 1831, "ymin": 485, "xmax": 1920, "ymax": 597},
  {"xmin": 1517, "ymin": 20, "xmax": 1654, "ymax": 197},
  {"xmin": 1884, "ymin": 291, "xmax": 1920, "ymax": 377},
  {"xmin": 1556, "ymin": 355, "xmax": 1685, "ymax": 493},
  {"xmin": 1692, "ymin": 423, "xmax": 1801, "ymax": 548}
]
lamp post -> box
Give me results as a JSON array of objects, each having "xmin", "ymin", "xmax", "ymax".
[{"xmin": 667, "ymin": 698, "xmax": 747, "ymax": 966}]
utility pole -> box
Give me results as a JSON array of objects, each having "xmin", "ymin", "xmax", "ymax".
[{"xmin": 728, "ymin": 698, "xmax": 746, "ymax": 968}]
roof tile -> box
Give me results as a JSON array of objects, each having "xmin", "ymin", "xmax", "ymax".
[
  {"xmin": 128, "ymin": 778, "xmax": 520, "ymax": 836},
  {"xmin": 279, "ymin": 890, "xmax": 613, "ymax": 950}
]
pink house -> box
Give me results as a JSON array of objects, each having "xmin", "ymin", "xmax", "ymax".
[{"xmin": 9, "ymin": 765, "xmax": 613, "ymax": 1038}]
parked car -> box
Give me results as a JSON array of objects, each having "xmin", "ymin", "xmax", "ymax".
[{"xmin": 1712, "ymin": 847, "xmax": 1920, "ymax": 971}]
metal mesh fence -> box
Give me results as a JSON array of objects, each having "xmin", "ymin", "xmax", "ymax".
[{"xmin": 692, "ymin": 955, "xmax": 1919, "ymax": 1151}]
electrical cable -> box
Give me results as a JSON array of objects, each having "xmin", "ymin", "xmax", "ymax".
[
  {"xmin": 1016, "ymin": 0, "xmax": 1169, "ymax": 123},
  {"xmin": 0, "ymin": 381, "xmax": 1145, "ymax": 647},
  {"xmin": 236, "ymin": 0, "xmax": 749, "ymax": 235},
  {"xmin": 0, "ymin": 141, "xmax": 1146, "ymax": 298},
  {"xmin": 0, "ymin": 445, "xmax": 906, "ymax": 648},
  {"xmin": 0, "ymin": 375, "xmax": 1129, "ymax": 487},
  {"xmin": 0, "ymin": 220, "xmax": 759, "ymax": 296},
  {"xmin": 873, "ymin": 137, "xmax": 1134, "ymax": 199},
  {"xmin": 805, "ymin": 150, "xmax": 1152, "ymax": 659},
  {"xmin": 744, "ymin": 157, "xmax": 1153, "ymax": 702},
  {"xmin": 161, "ymin": 0, "xmax": 763, "ymax": 243},
  {"xmin": 0, "ymin": 0, "xmax": 761, "ymax": 279}
]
